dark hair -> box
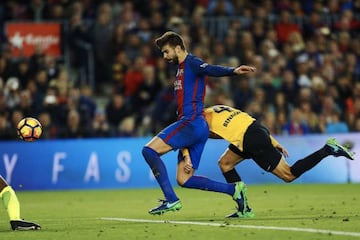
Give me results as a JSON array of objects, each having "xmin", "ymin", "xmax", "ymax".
[{"xmin": 155, "ymin": 31, "xmax": 185, "ymax": 50}]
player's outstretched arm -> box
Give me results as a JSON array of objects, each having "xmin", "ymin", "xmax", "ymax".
[
  {"xmin": 233, "ymin": 65, "xmax": 256, "ymax": 75},
  {"xmin": 192, "ymin": 56, "xmax": 255, "ymax": 77}
]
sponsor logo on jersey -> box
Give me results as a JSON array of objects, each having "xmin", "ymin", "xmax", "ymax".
[
  {"xmin": 174, "ymin": 79, "xmax": 182, "ymax": 90},
  {"xmin": 176, "ymin": 69, "xmax": 184, "ymax": 77},
  {"xmin": 223, "ymin": 111, "xmax": 242, "ymax": 127}
]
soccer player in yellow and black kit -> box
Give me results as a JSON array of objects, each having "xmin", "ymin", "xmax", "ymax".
[
  {"xmin": 180, "ymin": 105, "xmax": 354, "ymax": 218},
  {"xmin": 0, "ymin": 175, "xmax": 41, "ymax": 230}
]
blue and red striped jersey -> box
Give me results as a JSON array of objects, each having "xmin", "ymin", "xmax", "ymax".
[{"xmin": 174, "ymin": 54, "xmax": 236, "ymax": 119}]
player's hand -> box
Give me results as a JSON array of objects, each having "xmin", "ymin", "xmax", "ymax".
[
  {"xmin": 183, "ymin": 155, "xmax": 193, "ymax": 174},
  {"xmin": 277, "ymin": 144, "xmax": 289, "ymax": 157},
  {"xmin": 233, "ymin": 65, "xmax": 256, "ymax": 74}
]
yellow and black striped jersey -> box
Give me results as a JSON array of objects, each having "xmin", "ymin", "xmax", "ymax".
[
  {"xmin": 204, "ymin": 105, "xmax": 255, "ymax": 151},
  {"xmin": 204, "ymin": 105, "xmax": 280, "ymax": 151}
]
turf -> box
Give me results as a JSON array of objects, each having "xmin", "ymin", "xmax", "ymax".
[{"xmin": 0, "ymin": 184, "xmax": 359, "ymax": 240}]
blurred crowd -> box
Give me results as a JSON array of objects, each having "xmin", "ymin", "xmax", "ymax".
[{"xmin": 0, "ymin": 0, "xmax": 359, "ymax": 140}]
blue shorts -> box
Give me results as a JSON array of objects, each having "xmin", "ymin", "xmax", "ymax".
[{"xmin": 157, "ymin": 116, "xmax": 209, "ymax": 169}]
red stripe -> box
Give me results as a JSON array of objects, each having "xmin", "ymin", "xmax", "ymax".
[
  {"xmin": 201, "ymin": 77, "xmax": 207, "ymax": 117},
  {"xmin": 192, "ymin": 77, "xmax": 199, "ymax": 120},
  {"xmin": 177, "ymin": 63, "xmax": 185, "ymax": 118},
  {"xmin": 164, "ymin": 120, "xmax": 189, "ymax": 143}
]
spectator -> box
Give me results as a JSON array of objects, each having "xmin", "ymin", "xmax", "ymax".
[
  {"xmin": 90, "ymin": 2, "xmax": 114, "ymax": 89},
  {"xmin": 118, "ymin": 115, "xmax": 137, "ymax": 137},
  {"xmin": 38, "ymin": 111, "xmax": 58, "ymax": 139},
  {"xmin": 9, "ymin": 110, "xmax": 24, "ymax": 139},
  {"xmin": 212, "ymin": 41, "xmax": 229, "ymax": 65},
  {"xmin": 260, "ymin": 71, "xmax": 277, "ymax": 104},
  {"xmin": 4, "ymin": 77, "xmax": 20, "ymax": 110},
  {"xmin": 261, "ymin": 111, "xmax": 277, "ymax": 134},
  {"xmin": 0, "ymin": 0, "xmax": 359, "ymax": 139},
  {"xmin": 299, "ymin": 100, "xmax": 320, "ymax": 133},
  {"xmin": 151, "ymin": 79, "xmax": 176, "ymax": 134},
  {"xmin": 13, "ymin": 58, "xmax": 31, "ymax": 89},
  {"xmin": 92, "ymin": 109, "xmax": 111, "ymax": 137},
  {"xmin": 66, "ymin": 87, "xmax": 97, "ymax": 127},
  {"xmin": 111, "ymin": 50, "xmax": 130, "ymax": 93},
  {"xmin": 34, "ymin": 69, "xmax": 49, "ymax": 102},
  {"xmin": 28, "ymin": 44, "xmax": 47, "ymax": 77},
  {"xmin": 333, "ymin": 9, "xmax": 360, "ymax": 33},
  {"xmin": 149, "ymin": 11, "xmax": 166, "ymax": 37},
  {"xmin": 206, "ymin": 0, "xmax": 235, "ymax": 16},
  {"xmin": 353, "ymin": 117, "xmax": 360, "ymax": 132},
  {"xmin": 132, "ymin": 64, "xmax": 161, "ymax": 117},
  {"xmin": 136, "ymin": 17, "xmax": 153, "ymax": 43},
  {"xmin": 0, "ymin": 49, "xmax": 15, "ymax": 83},
  {"xmin": 274, "ymin": 9, "xmax": 301, "ymax": 44},
  {"xmin": 17, "ymin": 89, "xmax": 33, "ymax": 117},
  {"xmin": 282, "ymin": 107, "xmax": 311, "ymax": 135},
  {"xmin": 272, "ymin": 91, "xmax": 291, "ymax": 117},
  {"xmin": 0, "ymin": 112, "xmax": 13, "ymax": 140},
  {"xmin": 325, "ymin": 110, "xmax": 350, "ymax": 133},
  {"xmin": 58, "ymin": 109, "xmax": 91, "ymax": 138},
  {"xmin": 233, "ymin": 78, "xmax": 253, "ymax": 110},
  {"xmin": 123, "ymin": 56, "xmax": 145, "ymax": 97},
  {"xmin": 105, "ymin": 93, "xmax": 131, "ymax": 133},
  {"xmin": 280, "ymin": 69, "xmax": 299, "ymax": 107},
  {"xmin": 302, "ymin": 11, "xmax": 328, "ymax": 39},
  {"xmin": 295, "ymin": 54, "xmax": 312, "ymax": 88},
  {"xmin": 26, "ymin": 0, "xmax": 50, "ymax": 21},
  {"xmin": 124, "ymin": 33, "xmax": 142, "ymax": 62}
]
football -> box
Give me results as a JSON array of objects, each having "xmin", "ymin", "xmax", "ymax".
[{"xmin": 17, "ymin": 117, "xmax": 42, "ymax": 141}]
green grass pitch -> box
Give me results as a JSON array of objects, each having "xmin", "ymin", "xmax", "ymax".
[{"xmin": 0, "ymin": 184, "xmax": 359, "ymax": 240}]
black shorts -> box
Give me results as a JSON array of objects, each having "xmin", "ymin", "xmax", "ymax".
[{"xmin": 228, "ymin": 121, "xmax": 282, "ymax": 172}]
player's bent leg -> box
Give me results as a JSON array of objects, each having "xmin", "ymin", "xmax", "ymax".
[
  {"xmin": 227, "ymin": 181, "xmax": 255, "ymax": 219},
  {"xmin": 0, "ymin": 180, "xmax": 41, "ymax": 231},
  {"xmin": 143, "ymin": 137, "xmax": 181, "ymax": 215},
  {"xmin": 176, "ymin": 160, "xmax": 194, "ymax": 186},
  {"xmin": 148, "ymin": 157, "xmax": 186, "ymax": 215},
  {"xmin": 272, "ymin": 156, "xmax": 296, "ymax": 182},
  {"xmin": 219, "ymin": 149, "xmax": 254, "ymax": 218},
  {"xmin": 0, "ymin": 186, "xmax": 21, "ymax": 220},
  {"xmin": 144, "ymin": 136, "xmax": 173, "ymax": 155},
  {"xmin": 218, "ymin": 148, "xmax": 244, "ymax": 173}
]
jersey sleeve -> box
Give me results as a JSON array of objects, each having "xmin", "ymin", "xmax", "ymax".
[
  {"xmin": 189, "ymin": 56, "xmax": 236, "ymax": 77},
  {"xmin": 269, "ymin": 135, "xmax": 280, "ymax": 147}
]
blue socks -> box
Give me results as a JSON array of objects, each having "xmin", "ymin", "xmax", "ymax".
[
  {"xmin": 183, "ymin": 175, "xmax": 235, "ymax": 196},
  {"xmin": 142, "ymin": 146, "xmax": 179, "ymax": 202},
  {"xmin": 142, "ymin": 146, "xmax": 235, "ymax": 201}
]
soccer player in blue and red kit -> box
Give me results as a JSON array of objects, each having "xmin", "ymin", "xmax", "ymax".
[{"xmin": 142, "ymin": 31, "xmax": 256, "ymax": 215}]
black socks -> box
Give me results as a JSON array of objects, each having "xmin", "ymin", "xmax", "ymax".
[
  {"xmin": 223, "ymin": 168, "xmax": 242, "ymax": 183},
  {"xmin": 290, "ymin": 147, "xmax": 329, "ymax": 178}
]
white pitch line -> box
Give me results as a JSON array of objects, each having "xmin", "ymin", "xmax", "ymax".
[{"xmin": 100, "ymin": 217, "xmax": 360, "ymax": 237}]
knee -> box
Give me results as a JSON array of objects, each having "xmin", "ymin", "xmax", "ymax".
[
  {"xmin": 142, "ymin": 146, "xmax": 156, "ymax": 161},
  {"xmin": 218, "ymin": 158, "xmax": 232, "ymax": 172},
  {"xmin": 176, "ymin": 175, "xmax": 190, "ymax": 187},
  {"xmin": 176, "ymin": 178, "xmax": 184, "ymax": 187},
  {"xmin": 141, "ymin": 146, "xmax": 148, "ymax": 157},
  {"xmin": 281, "ymin": 173, "xmax": 296, "ymax": 183}
]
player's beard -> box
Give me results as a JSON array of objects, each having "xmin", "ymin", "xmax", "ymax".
[{"xmin": 168, "ymin": 54, "xmax": 179, "ymax": 65}]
